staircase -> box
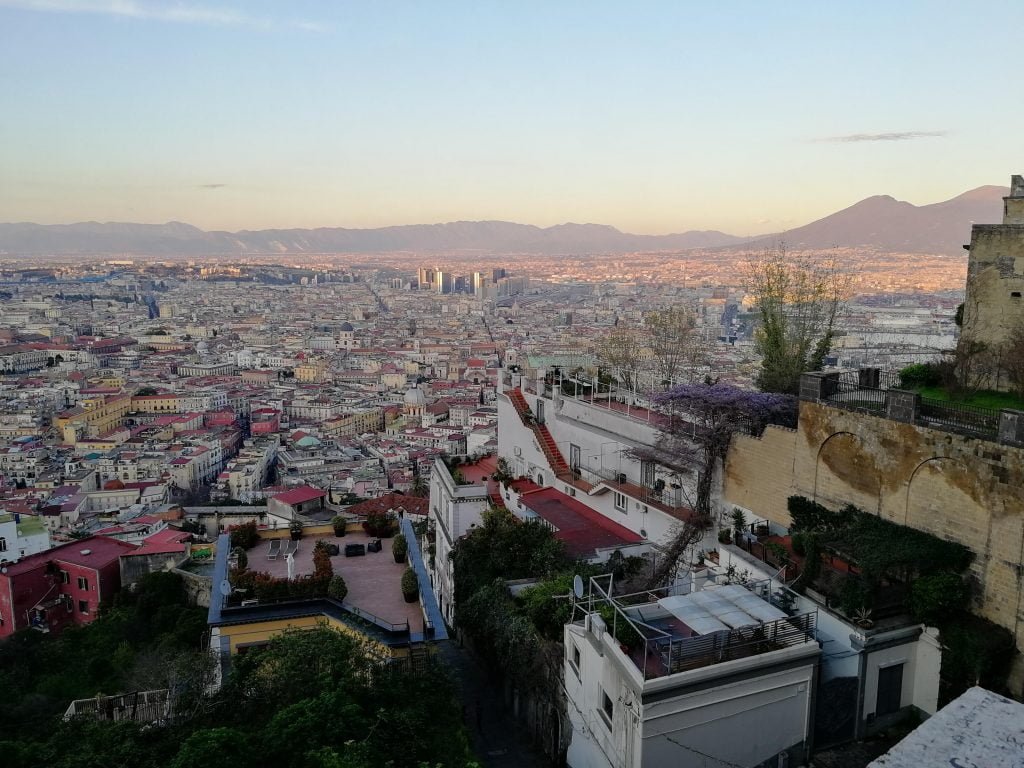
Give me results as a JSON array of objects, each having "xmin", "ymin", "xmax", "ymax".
[{"xmin": 509, "ymin": 388, "xmax": 571, "ymax": 477}]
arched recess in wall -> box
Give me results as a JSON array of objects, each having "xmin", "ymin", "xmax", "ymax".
[
  {"xmin": 813, "ymin": 430, "xmax": 883, "ymax": 515},
  {"xmin": 904, "ymin": 455, "xmax": 957, "ymax": 527}
]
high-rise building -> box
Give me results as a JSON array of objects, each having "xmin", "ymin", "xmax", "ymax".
[
  {"xmin": 491, "ymin": 268, "xmax": 506, "ymax": 282},
  {"xmin": 472, "ymin": 271, "xmax": 489, "ymax": 298},
  {"xmin": 435, "ymin": 271, "xmax": 453, "ymax": 294},
  {"xmin": 417, "ymin": 267, "xmax": 436, "ymax": 291}
]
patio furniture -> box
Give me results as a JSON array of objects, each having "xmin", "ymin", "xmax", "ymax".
[
  {"xmin": 345, "ymin": 543, "xmax": 366, "ymax": 557},
  {"xmin": 283, "ymin": 540, "xmax": 298, "ymax": 557},
  {"xmin": 267, "ymin": 540, "xmax": 281, "ymax": 560},
  {"xmin": 367, "ymin": 538, "xmax": 382, "ymax": 553}
]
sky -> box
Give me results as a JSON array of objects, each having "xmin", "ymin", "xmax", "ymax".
[{"xmin": 1, "ymin": 1, "xmax": 1023, "ymax": 236}]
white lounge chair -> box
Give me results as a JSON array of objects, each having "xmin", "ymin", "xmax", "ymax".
[{"xmin": 267, "ymin": 540, "xmax": 281, "ymax": 560}]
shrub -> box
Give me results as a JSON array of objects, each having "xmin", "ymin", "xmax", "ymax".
[
  {"xmin": 289, "ymin": 520, "xmax": 303, "ymax": 540},
  {"xmin": 911, "ymin": 571, "xmax": 970, "ymax": 624},
  {"xmin": 765, "ymin": 541, "xmax": 788, "ymax": 564},
  {"xmin": 731, "ymin": 508, "xmax": 748, "ymax": 538},
  {"xmin": 312, "ymin": 540, "xmax": 334, "ymax": 580},
  {"xmin": 234, "ymin": 547, "xmax": 248, "ymax": 571},
  {"xmin": 940, "ymin": 614, "xmax": 1016, "ymax": 702},
  {"xmin": 328, "ymin": 575, "xmax": 348, "ymax": 602},
  {"xmin": 331, "ymin": 515, "xmax": 347, "ymax": 537},
  {"xmin": 401, "ymin": 567, "xmax": 419, "ymax": 602},
  {"xmin": 228, "ymin": 521, "xmax": 260, "ymax": 550},
  {"xmin": 363, "ymin": 511, "xmax": 398, "ymax": 538},
  {"xmin": 899, "ymin": 362, "xmax": 943, "ymax": 389},
  {"xmin": 791, "ymin": 532, "xmax": 807, "ymax": 557},
  {"xmin": 718, "ymin": 529, "xmax": 732, "ymax": 544},
  {"xmin": 392, "ymin": 533, "xmax": 408, "ymax": 563}
]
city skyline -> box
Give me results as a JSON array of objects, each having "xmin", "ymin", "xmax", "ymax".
[{"xmin": 2, "ymin": 0, "xmax": 1023, "ymax": 235}]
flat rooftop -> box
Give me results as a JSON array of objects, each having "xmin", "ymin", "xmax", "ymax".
[
  {"xmin": 246, "ymin": 532, "xmax": 421, "ymax": 633},
  {"xmin": 868, "ymin": 686, "xmax": 1024, "ymax": 768}
]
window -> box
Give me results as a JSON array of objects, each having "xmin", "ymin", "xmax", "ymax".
[
  {"xmin": 1012, "ymin": 291, "xmax": 1022, "ymax": 299},
  {"xmin": 77, "ymin": 576, "xmax": 88, "ymax": 591},
  {"xmin": 569, "ymin": 642, "xmax": 581, "ymax": 679},
  {"xmin": 78, "ymin": 600, "xmax": 90, "ymax": 615},
  {"xmin": 60, "ymin": 570, "xmax": 69, "ymax": 584},
  {"xmin": 600, "ymin": 690, "xmax": 614, "ymax": 728},
  {"xmin": 614, "ymin": 492, "xmax": 627, "ymax": 512},
  {"xmin": 876, "ymin": 664, "xmax": 904, "ymax": 717}
]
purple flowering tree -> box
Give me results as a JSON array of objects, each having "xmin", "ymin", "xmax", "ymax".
[{"xmin": 653, "ymin": 383, "xmax": 797, "ymax": 522}]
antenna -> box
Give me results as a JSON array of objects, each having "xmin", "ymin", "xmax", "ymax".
[
  {"xmin": 572, "ymin": 574, "xmax": 584, "ymax": 600},
  {"xmin": 218, "ymin": 579, "xmax": 232, "ymax": 597}
]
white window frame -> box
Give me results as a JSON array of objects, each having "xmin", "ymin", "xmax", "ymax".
[{"xmin": 614, "ymin": 492, "xmax": 627, "ymax": 513}]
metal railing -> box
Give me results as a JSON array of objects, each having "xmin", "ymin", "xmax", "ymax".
[
  {"xmin": 577, "ymin": 462, "xmax": 690, "ymax": 511},
  {"xmin": 653, "ymin": 612, "xmax": 817, "ymax": 676},
  {"xmin": 825, "ymin": 370, "xmax": 1002, "ymax": 440}
]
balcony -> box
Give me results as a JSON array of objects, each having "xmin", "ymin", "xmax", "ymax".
[
  {"xmin": 572, "ymin": 575, "xmax": 817, "ymax": 681},
  {"xmin": 574, "ymin": 461, "xmax": 695, "ymax": 522}
]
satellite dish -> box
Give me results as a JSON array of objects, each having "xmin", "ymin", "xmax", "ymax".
[
  {"xmin": 218, "ymin": 579, "xmax": 233, "ymax": 597},
  {"xmin": 573, "ymin": 574, "xmax": 584, "ymax": 599}
]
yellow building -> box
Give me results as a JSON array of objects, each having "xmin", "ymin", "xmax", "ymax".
[{"xmin": 55, "ymin": 392, "xmax": 132, "ymax": 445}]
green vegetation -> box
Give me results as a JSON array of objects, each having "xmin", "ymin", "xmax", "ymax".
[
  {"xmin": 0, "ymin": 576, "xmax": 476, "ymax": 768},
  {"xmin": 786, "ymin": 495, "xmax": 1014, "ymax": 703},
  {"xmin": 227, "ymin": 520, "xmax": 260, "ymax": 550},
  {"xmin": 915, "ymin": 385, "xmax": 1024, "ymax": 411},
  {"xmin": 401, "ymin": 567, "xmax": 419, "ymax": 602},
  {"xmin": 392, "ymin": 533, "xmax": 408, "ymax": 563}
]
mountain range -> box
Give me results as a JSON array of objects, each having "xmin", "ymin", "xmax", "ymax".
[{"xmin": 0, "ymin": 185, "xmax": 1008, "ymax": 257}]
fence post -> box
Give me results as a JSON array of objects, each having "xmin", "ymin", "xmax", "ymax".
[
  {"xmin": 998, "ymin": 410, "xmax": 1024, "ymax": 447},
  {"xmin": 885, "ymin": 390, "xmax": 920, "ymax": 423}
]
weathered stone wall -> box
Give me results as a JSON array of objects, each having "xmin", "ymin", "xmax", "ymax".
[
  {"xmin": 959, "ymin": 216, "xmax": 1024, "ymax": 391},
  {"xmin": 724, "ymin": 400, "xmax": 1024, "ymax": 690}
]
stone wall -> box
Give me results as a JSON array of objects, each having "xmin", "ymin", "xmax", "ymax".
[{"xmin": 724, "ymin": 400, "xmax": 1024, "ymax": 691}]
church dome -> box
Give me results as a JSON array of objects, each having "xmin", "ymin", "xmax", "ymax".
[
  {"xmin": 339, "ymin": 322, "xmax": 354, "ymax": 332},
  {"xmin": 104, "ymin": 479, "xmax": 126, "ymax": 490},
  {"xmin": 404, "ymin": 386, "xmax": 427, "ymax": 407}
]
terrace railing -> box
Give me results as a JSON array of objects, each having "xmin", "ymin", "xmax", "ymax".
[{"xmin": 805, "ymin": 369, "xmax": 1006, "ymax": 442}]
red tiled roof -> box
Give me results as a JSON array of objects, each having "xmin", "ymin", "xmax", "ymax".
[
  {"xmin": 518, "ymin": 487, "xmax": 642, "ymax": 560},
  {"xmin": 346, "ymin": 492, "xmax": 428, "ymax": 518},
  {"xmin": 2, "ymin": 536, "xmax": 138, "ymax": 576},
  {"xmin": 271, "ymin": 486, "xmax": 326, "ymax": 505}
]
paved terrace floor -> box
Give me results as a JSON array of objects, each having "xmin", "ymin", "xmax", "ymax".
[{"xmin": 249, "ymin": 532, "xmax": 422, "ymax": 632}]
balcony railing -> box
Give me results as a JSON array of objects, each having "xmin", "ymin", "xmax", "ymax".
[
  {"xmin": 577, "ymin": 462, "xmax": 690, "ymax": 511},
  {"xmin": 649, "ymin": 611, "xmax": 817, "ymax": 676}
]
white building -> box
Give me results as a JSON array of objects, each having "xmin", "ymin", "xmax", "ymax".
[
  {"xmin": 0, "ymin": 511, "xmax": 51, "ymax": 561},
  {"xmin": 426, "ymin": 458, "xmax": 491, "ymax": 625},
  {"xmin": 565, "ymin": 575, "xmax": 820, "ymax": 768}
]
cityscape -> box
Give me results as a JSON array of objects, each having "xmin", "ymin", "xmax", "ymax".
[{"xmin": 1, "ymin": 3, "xmax": 1024, "ymax": 768}]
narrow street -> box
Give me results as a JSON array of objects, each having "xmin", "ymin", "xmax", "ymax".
[{"xmin": 438, "ymin": 641, "xmax": 548, "ymax": 768}]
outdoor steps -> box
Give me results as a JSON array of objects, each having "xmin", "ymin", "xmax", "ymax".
[{"xmin": 510, "ymin": 387, "xmax": 570, "ymax": 476}]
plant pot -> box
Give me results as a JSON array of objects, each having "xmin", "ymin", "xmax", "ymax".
[
  {"xmin": 290, "ymin": 531, "xmax": 301, "ymax": 541},
  {"xmin": 402, "ymin": 591, "xmax": 418, "ymax": 603},
  {"xmin": 393, "ymin": 553, "xmax": 407, "ymax": 564}
]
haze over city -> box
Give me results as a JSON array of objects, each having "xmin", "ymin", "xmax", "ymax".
[
  {"xmin": 2, "ymin": 0, "xmax": 1024, "ymax": 234},
  {"xmin": 3, "ymin": 4, "xmax": 1024, "ymax": 768}
]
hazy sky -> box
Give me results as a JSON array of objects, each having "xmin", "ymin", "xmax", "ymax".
[{"xmin": 2, "ymin": 1, "xmax": 1022, "ymax": 235}]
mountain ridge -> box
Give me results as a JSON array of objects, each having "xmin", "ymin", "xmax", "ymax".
[{"xmin": 0, "ymin": 185, "xmax": 1008, "ymax": 256}]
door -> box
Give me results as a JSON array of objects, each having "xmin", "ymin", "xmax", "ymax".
[
  {"xmin": 536, "ymin": 398, "xmax": 545, "ymax": 425},
  {"xmin": 569, "ymin": 444, "xmax": 581, "ymax": 478},
  {"xmin": 641, "ymin": 460, "xmax": 656, "ymax": 489},
  {"xmin": 876, "ymin": 663, "xmax": 904, "ymax": 717}
]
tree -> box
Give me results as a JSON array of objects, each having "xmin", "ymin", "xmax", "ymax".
[
  {"xmin": 596, "ymin": 324, "xmax": 644, "ymax": 391},
  {"xmin": 653, "ymin": 383, "xmax": 797, "ymax": 523},
  {"xmin": 643, "ymin": 306, "xmax": 705, "ymax": 385},
  {"xmin": 170, "ymin": 728, "xmax": 253, "ymax": 768},
  {"xmin": 745, "ymin": 244, "xmax": 846, "ymax": 394}
]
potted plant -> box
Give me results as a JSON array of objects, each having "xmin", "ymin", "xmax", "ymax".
[
  {"xmin": 328, "ymin": 575, "xmax": 348, "ymax": 602},
  {"xmin": 392, "ymin": 533, "xmax": 408, "ymax": 564},
  {"xmin": 718, "ymin": 528, "xmax": 732, "ymax": 545},
  {"xmin": 289, "ymin": 520, "xmax": 303, "ymax": 541},
  {"xmin": 401, "ymin": 567, "xmax": 419, "ymax": 603},
  {"xmin": 331, "ymin": 515, "xmax": 348, "ymax": 537}
]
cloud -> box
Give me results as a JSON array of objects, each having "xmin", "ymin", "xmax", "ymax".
[
  {"xmin": 199, "ymin": 183, "xmax": 226, "ymax": 189},
  {"xmin": 816, "ymin": 130, "xmax": 947, "ymax": 143},
  {"xmin": 0, "ymin": 0, "xmax": 325, "ymax": 30}
]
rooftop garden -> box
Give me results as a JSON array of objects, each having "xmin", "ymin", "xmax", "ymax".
[
  {"xmin": 784, "ymin": 495, "xmax": 1015, "ymax": 703},
  {"xmin": 900, "ymin": 362, "xmax": 1024, "ymax": 412}
]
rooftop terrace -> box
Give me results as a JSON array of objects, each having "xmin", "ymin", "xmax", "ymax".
[{"xmin": 574, "ymin": 575, "xmax": 817, "ymax": 680}]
